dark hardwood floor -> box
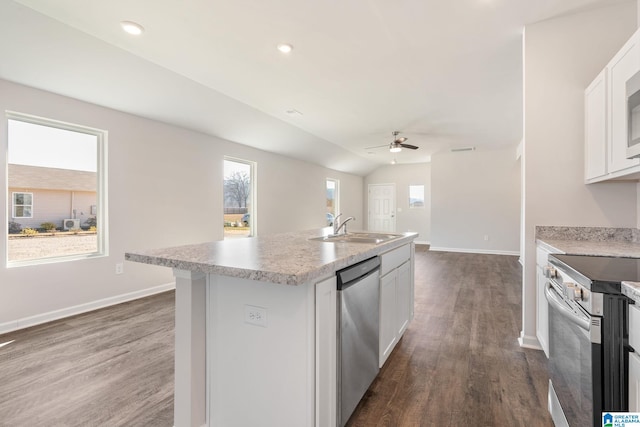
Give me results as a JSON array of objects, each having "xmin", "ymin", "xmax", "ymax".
[
  {"xmin": 346, "ymin": 247, "xmax": 552, "ymax": 427},
  {"xmin": 0, "ymin": 248, "xmax": 552, "ymax": 426},
  {"xmin": 0, "ymin": 291, "xmax": 175, "ymax": 426}
]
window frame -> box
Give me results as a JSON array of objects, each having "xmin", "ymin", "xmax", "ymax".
[
  {"xmin": 409, "ymin": 184, "xmax": 425, "ymax": 209},
  {"xmin": 223, "ymin": 156, "xmax": 257, "ymax": 238},
  {"xmin": 6, "ymin": 111, "xmax": 109, "ymax": 267},
  {"xmin": 12, "ymin": 192, "xmax": 34, "ymax": 218},
  {"xmin": 326, "ymin": 178, "xmax": 340, "ymax": 223}
]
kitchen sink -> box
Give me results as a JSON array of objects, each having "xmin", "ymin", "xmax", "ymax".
[{"xmin": 309, "ymin": 232, "xmax": 403, "ymax": 244}]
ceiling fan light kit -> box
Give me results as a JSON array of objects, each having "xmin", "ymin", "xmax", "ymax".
[{"xmin": 365, "ymin": 131, "xmax": 420, "ymax": 153}]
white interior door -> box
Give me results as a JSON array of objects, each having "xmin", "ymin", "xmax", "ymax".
[{"xmin": 368, "ymin": 184, "xmax": 396, "ymax": 232}]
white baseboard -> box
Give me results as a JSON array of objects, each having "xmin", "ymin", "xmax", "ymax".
[
  {"xmin": 429, "ymin": 246, "xmax": 520, "ymax": 256},
  {"xmin": 0, "ymin": 282, "xmax": 176, "ymax": 335},
  {"xmin": 517, "ymin": 332, "xmax": 542, "ymax": 350}
]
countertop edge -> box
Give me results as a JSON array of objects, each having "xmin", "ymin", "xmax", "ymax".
[
  {"xmin": 535, "ymin": 239, "xmax": 565, "ymax": 254},
  {"xmin": 536, "ymin": 238, "xmax": 640, "ymax": 258},
  {"xmin": 623, "ymin": 281, "xmax": 640, "ymax": 304}
]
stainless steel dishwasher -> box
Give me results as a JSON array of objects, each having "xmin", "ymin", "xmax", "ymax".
[{"xmin": 336, "ymin": 256, "xmax": 381, "ymax": 427}]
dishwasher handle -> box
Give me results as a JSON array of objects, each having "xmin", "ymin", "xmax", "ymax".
[{"xmin": 337, "ymin": 257, "xmax": 381, "ymax": 290}]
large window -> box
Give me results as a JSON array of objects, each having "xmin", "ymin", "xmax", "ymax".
[
  {"xmin": 223, "ymin": 157, "xmax": 255, "ymax": 239},
  {"xmin": 6, "ymin": 112, "xmax": 107, "ymax": 265}
]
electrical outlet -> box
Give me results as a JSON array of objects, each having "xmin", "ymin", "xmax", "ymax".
[
  {"xmin": 244, "ymin": 305, "xmax": 267, "ymax": 327},
  {"xmin": 115, "ymin": 263, "xmax": 124, "ymax": 275},
  {"xmin": 484, "ymin": 235, "xmax": 489, "ymax": 241}
]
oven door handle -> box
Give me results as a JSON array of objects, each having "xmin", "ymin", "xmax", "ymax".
[{"xmin": 544, "ymin": 281, "xmax": 590, "ymax": 332}]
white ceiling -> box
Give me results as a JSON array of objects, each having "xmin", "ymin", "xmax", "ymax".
[{"xmin": 0, "ymin": 0, "xmax": 631, "ymax": 175}]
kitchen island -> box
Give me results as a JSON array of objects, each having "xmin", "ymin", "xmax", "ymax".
[{"xmin": 125, "ymin": 228, "xmax": 417, "ymax": 427}]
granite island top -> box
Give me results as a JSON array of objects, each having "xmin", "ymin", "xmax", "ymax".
[{"xmin": 125, "ymin": 228, "xmax": 418, "ymax": 286}]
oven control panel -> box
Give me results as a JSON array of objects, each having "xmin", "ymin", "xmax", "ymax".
[{"xmin": 547, "ymin": 264, "xmax": 603, "ymax": 316}]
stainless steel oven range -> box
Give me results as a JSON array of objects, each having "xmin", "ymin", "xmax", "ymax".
[{"xmin": 545, "ymin": 254, "xmax": 632, "ymax": 427}]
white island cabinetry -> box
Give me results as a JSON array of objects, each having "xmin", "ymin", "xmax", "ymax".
[
  {"xmin": 379, "ymin": 244, "xmax": 414, "ymax": 367},
  {"xmin": 126, "ymin": 229, "xmax": 417, "ymax": 427}
]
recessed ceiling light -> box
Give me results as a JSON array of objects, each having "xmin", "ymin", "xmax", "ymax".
[
  {"xmin": 121, "ymin": 21, "xmax": 145, "ymax": 36},
  {"xmin": 277, "ymin": 43, "xmax": 293, "ymax": 53}
]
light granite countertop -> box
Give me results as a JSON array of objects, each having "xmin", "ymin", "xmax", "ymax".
[
  {"xmin": 536, "ymin": 226, "xmax": 640, "ymax": 257},
  {"xmin": 536, "ymin": 239, "xmax": 640, "ymax": 258},
  {"xmin": 125, "ymin": 228, "xmax": 418, "ymax": 286}
]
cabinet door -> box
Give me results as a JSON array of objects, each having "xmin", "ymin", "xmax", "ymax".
[
  {"xmin": 536, "ymin": 267, "xmax": 549, "ymax": 357},
  {"xmin": 396, "ymin": 261, "xmax": 411, "ymax": 338},
  {"xmin": 630, "ymin": 352, "xmax": 640, "ymax": 412},
  {"xmin": 608, "ymin": 32, "xmax": 640, "ymax": 173},
  {"xmin": 585, "ymin": 69, "xmax": 608, "ymax": 181},
  {"xmin": 379, "ymin": 270, "xmax": 397, "ymax": 368}
]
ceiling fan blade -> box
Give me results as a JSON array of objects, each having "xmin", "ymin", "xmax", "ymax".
[
  {"xmin": 400, "ymin": 143, "xmax": 419, "ymax": 150},
  {"xmin": 364, "ymin": 144, "xmax": 389, "ymax": 149},
  {"xmin": 395, "ymin": 137, "xmax": 408, "ymax": 143}
]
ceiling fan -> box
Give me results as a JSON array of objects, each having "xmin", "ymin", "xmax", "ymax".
[{"xmin": 366, "ymin": 131, "xmax": 419, "ymax": 153}]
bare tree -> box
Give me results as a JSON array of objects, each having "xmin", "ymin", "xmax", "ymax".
[{"xmin": 224, "ymin": 171, "xmax": 250, "ymax": 208}]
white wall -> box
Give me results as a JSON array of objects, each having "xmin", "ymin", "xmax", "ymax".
[
  {"xmin": 0, "ymin": 79, "xmax": 363, "ymax": 331},
  {"xmin": 521, "ymin": 2, "xmax": 638, "ymax": 347},
  {"xmin": 430, "ymin": 147, "xmax": 521, "ymax": 255},
  {"xmin": 364, "ymin": 163, "xmax": 431, "ymax": 243}
]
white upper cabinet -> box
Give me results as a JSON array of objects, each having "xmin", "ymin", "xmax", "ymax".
[
  {"xmin": 607, "ymin": 31, "xmax": 640, "ymax": 173},
  {"xmin": 585, "ymin": 69, "xmax": 608, "ymax": 181},
  {"xmin": 585, "ymin": 28, "xmax": 640, "ymax": 182}
]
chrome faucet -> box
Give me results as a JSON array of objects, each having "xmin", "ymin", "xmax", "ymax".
[
  {"xmin": 333, "ymin": 214, "xmax": 355, "ymax": 235},
  {"xmin": 332, "ymin": 213, "xmax": 342, "ymax": 234}
]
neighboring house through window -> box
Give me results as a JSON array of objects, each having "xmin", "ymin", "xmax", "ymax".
[{"xmin": 6, "ymin": 112, "xmax": 107, "ymax": 265}]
